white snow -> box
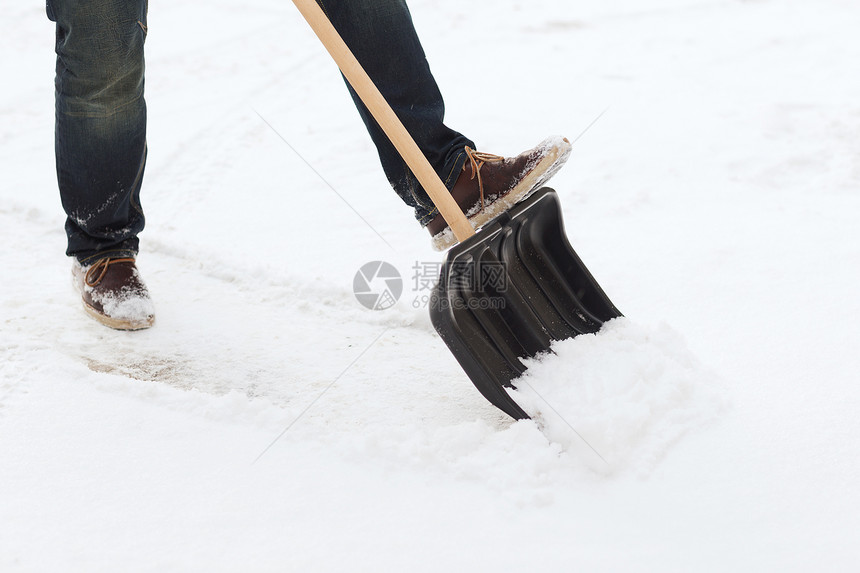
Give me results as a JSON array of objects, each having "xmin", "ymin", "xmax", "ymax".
[
  {"xmin": 511, "ymin": 319, "xmax": 726, "ymax": 476},
  {"xmin": 2, "ymin": 0, "xmax": 860, "ymax": 571}
]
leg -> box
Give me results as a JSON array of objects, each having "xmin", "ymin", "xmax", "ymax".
[
  {"xmin": 319, "ymin": 0, "xmax": 474, "ymax": 226},
  {"xmin": 48, "ymin": 0, "xmax": 155, "ymax": 330},
  {"xmin": 48, "ymin": 0, "xmax": 149, "ymax": 264}
]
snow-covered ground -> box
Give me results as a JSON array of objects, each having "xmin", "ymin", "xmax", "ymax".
[{"xmin": 2, "ymin": 0, "xmax": 859, "ymax": 570}]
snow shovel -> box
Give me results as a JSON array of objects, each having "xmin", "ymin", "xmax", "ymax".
[{"xmin": 293, "ymin": 0, "xmax": 622, "ymax": 419}]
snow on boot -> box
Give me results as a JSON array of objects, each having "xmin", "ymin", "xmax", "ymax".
[
  {"xmin": 425, "ymin": 136, "xmax": 572, "ymax": 250},
  {"xmin": 73, "ymin": 257, "xmax": 155, "ymax": 331}
]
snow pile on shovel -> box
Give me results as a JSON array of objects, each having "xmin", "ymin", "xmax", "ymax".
[{"xmin": 509, "ymin": 319, "xmax": 727, "ymax": 474}]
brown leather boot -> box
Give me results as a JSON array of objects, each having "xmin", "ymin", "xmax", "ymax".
[
  {"xmin": 425, "ymin": 136, "xmax": 572, "ymax": 250},
  {"xmin": 72, "ymin": 257, "xmax": 155, "ymax": 330}
]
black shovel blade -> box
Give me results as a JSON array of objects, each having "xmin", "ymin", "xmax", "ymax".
[{"xmin": 429, "ymin": 187, "xmax": 623, "ymax": 420}]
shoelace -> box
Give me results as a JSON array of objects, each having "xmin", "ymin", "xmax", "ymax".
[
  {"xmin": 465, "ymin": 146, "xmax": 504, "ymax": 210},
  {"xmin": 85, "ymin": 257, "xmax": 135, "ymax": 288}
]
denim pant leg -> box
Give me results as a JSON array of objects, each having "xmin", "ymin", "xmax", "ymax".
[
  {"xmin": 319, "ymin": 0, "xmax": 474, "ymax": 226},
  {"xmin": 47, "ymin": 0, "xmax": 149, "ymax": 264}
]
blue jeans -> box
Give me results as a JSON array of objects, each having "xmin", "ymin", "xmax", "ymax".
[{"xmin": 48, "ymin": 0, "xmax": 473, "ymax": 262}]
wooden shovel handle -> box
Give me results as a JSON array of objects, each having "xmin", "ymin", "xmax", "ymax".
[{"xmin": 291, "ymin": 0, "xmax": 474, "ymax": 242}]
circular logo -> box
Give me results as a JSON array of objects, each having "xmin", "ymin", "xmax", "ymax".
[{"xmin": 353, "ymin": 261, "xmax": 403, "ymax": 311}]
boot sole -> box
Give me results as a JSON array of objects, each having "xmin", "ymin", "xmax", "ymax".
[{"xmin": 81, "ymin": 301, "xmax": 155, "ymax": 331}]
